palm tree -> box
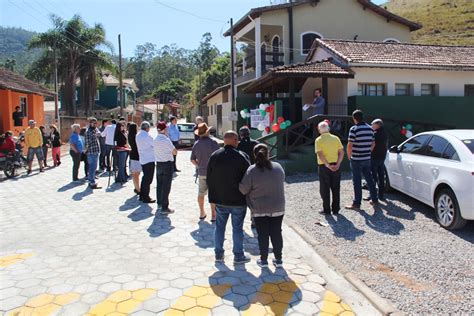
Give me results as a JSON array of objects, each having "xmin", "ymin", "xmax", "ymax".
[{"xmin": 28, "ymin": 14, "xmax": 113, "ymax": 116}]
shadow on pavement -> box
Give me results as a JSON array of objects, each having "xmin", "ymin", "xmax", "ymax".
[
  {"xmin": 209, "ymin": 264, "xmax": 302, "ymax": 313},
  {"xmin": 57, "ymin": 181, "xmax": 84, "ymax": 192},
  {"xmin": 72, "ymin": 187, "xmax": 94, "ymax": 201},
  {"xmin": 190, "ymin": 221, "xmax": 214, "ymax": 249},
  {"xmin": 357, "ymin": 206, "xmax": 405, "ymax": 236},
  {"xmin": 147, "ymin": 214, "xmax": 175, "ymax": 238},
  {"xmin": 119, "ymin": 195, "xmax": 140, "ymax": 212},
  {"xmin": 128, "ymin": 205, "xmax": 154, "ymax": 222},
  {"xmin": 326, "ymin": 213, "xmax": 365, "ymax": 241}
]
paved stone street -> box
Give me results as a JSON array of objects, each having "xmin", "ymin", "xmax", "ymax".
[{"xmin": 0, "ymin": 150, "xmax": 379, "ymax": 315}]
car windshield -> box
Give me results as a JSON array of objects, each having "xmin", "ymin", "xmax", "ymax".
[
  {"xmin": 462, "ymin": 139, "xmax": 474, "ymax": 154},
  {"xmin": 178, "ymin": 124, "xmax": 195, "ymax": 132}
]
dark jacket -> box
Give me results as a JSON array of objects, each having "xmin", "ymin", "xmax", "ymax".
[
  {"xmin": 128, "ymin": 133, "xmax": 139, "ymax": 161},
  {"xmin": 115, "ymin": 131, "xmax": 128, "ymax": 148},
  {"xmin": 372, "ymin": 127, "xmax": 388, "ymax": 160},
  {"xmin": 50, "ymin": 130, "xmax": 61, "ymax": 148},
  {"xmin": 237, "ymin": 137, "xmax": 259, "ymax": 164},
  {"xmin": 207, "ymin": 145, "xmax": 250, "ymax": 206}
]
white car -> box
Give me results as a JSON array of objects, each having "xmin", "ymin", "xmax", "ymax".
[
  {"xmin": 385, "ymin": 130, "xmax": 474, "ymax": 230},
  {"xmin": 177, "ymin": 123, "xmax": 196, "ymax": 147}
]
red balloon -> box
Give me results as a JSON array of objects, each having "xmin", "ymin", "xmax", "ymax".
[
  {"xmin": 265, "ymin": 107, "xmax": 271, "ymax": 112},
  {"xmin": 400, "ymin": 129, "xmax": 407, "ymax": 135},
  {"xmin": 324, "ymin": 119, "xmax": 330, "ymax": 124},
  {"xmin": 277, "ymin": 116, "xmax": 285, "ymax": 124},
  {"xmin": 265, "ymin": 127, "xmax": 270, "ymax": 133},
  {"xmin": 272, "ymin": 123, "xmax": 280, "ymax": 132}
]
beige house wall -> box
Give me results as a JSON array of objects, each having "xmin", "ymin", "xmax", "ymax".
[
  {"xmin": 259, "ymin": 0, "xmax": 413, "ymax": 64},
  {"xmin": 206, "ymin": 89, "xmax": 233, "ymax": 136},
  {"xmin": 347, "ymin": 68, "xmax": 474, "ymax": 97}
]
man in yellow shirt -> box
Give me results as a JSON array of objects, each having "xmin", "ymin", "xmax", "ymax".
[
  {"xmin": 24, "ymin": 119, "xmax": 44, "ymax": 174},
  {"xmin": 315, "ymin": 121, "xmax": 344, "ymax": 215}
]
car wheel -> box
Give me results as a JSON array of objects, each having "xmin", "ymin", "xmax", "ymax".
[{"xmin": 435, "ymin": 188, "xmax": 466, "ymax": 230}]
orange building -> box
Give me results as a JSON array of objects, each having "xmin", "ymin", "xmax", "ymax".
[{"xmin": 0, "ymin": 68, "xmax": 54, "ymax": 135}]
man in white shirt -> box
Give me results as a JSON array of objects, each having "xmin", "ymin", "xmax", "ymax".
[
  {"xmin": 135, "ymin": 121, "xmax": 156, "ymax": 203},
  {"xmin": 153, "ymin": 121, "xmax": 177, "ymax": 214},
  {"xmin": 101, "ymin": 119, "xmax": 117, "ymax": 171}
]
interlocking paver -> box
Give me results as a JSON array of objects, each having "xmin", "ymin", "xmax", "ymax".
[{"xmin": 0, "ymin": 150, "xmax": 378, "ymax": 315}]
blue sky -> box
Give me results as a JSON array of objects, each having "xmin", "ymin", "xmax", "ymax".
[{"xmin": 0, "ymin": 0, "xmax": 386, "ymax": 57}]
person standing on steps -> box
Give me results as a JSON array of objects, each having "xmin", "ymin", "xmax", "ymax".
[
  {"xmin": 191, "ymin": 123, "xmax": 220, "ymax": 222},
  {"xmin": 239, "ymin": 144, "xmax": 286, "ymax": 269},
  {"xmin": 24, "ymin": 120, "xmax": 44, "ymax": 174},
  {"xmin": 168, "ymin": 116, "xmax": 181, "ymax": 172},
  {"xmin": 84, "ymin": 117, "xmax": 102, "ymax": 190},
  {"xmin": 345, "ymin": 110, "xmax": 378, "ymax": 210},
  {"xmin": 153, "ymin": 121, "xmax": 177, "ymax": 214},
  {"xmin": 135, "ymin": 121, "xmax": 156, "ymax": 204},
  {"xmin": 207, "ymin": 131, "xmax": 251, "ymax": 265},
  {"xmin": 315, "ymin": 121, "xmax": 344, "ymax": 215}
]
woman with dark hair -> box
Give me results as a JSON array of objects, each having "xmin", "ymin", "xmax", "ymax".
[
  {"xmin": 39, "ymin": 125, "xmax": 51, "ymax": 167},
  {"xmin": 127, "ymin": 122, "xmax": 141, "ymax": 194},
  {"xmin": 239, "ymin": 143, "xmax": 286, "ymax": 268},
  {"xmin": 49, "ymin": 125, "xmax": 61, "ymax": 166},
  {"xmin": 114, "ymin": 122, "xmax": 130, "ymax": 184}
]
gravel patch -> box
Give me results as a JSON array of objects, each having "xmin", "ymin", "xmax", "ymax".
[{"xmin": 285, "ymin": 172, "xmax": 474, "ymax": 315}]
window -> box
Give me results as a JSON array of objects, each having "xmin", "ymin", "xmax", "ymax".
[
  {"xmin": 424, "ymin": 135, "xmax": 449, "ymax": 158},
  {"xmin": 421, "ymin": 84, "xmax": 438, "ymax": 96},
  {"xmin": 465, "ymin": 85, "xmax": 474, "ymax": 97},
  {"xmin": 441, "ymin": 143, "xmax": 460, "ymax": 161},
  {"xmin": 210, "ymin": 105, "xmax": 213, "ymax": 116},
  {"xmin": 95, "ymin": 89, "xmax": 100, "ymax": 101},
  {"xmin": 301, "ymin": 32, "xmax": 322, "ymax": 55},
  {"xmin": 400, "ymin": 134, "xmax": 431, "ymax": 154},
  {"xmin": 462, "ymin": 139, "xmax": 474, "ymax": 154},
  {"xmin": 20, "ymin": 96, "xmax": 27, "ymax": 116},
  {"xmin": 75, "ymin": 90, "xmax": 78, "ymax": 101},
  {"xmin": 358, "ymin": 83, "xmax": 386, "ymax": 96},
  {"xmin": 395, "ymin": 83, "xmax": 413, "ymax": 96}
]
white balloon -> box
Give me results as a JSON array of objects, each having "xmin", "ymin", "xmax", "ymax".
[
  {"xmin": 259, "ymin": 103, "xmax": 266, "ymax": 110},
  {"xmin": 406, "ymin": 130, "xmax": 413, "ymax": 138},
  {"xmin": 257, "ymin": 123, "xmax": 265, "ymax": 131},
  {"xmin": 246, "ymin": 113, "xmax": 251, "ymax": 118}
]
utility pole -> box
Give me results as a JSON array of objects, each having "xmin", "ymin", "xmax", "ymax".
[
  {"xmin": 230, "ymin": 18, "xmax": 236, "ymax": 130},
  {"xmin": 118, "ymin": 34, "xmax": 124, "ymax": 118},
  {"xmin": 53, "ymin": 41, "xmax": 59, "ymax": 130}
]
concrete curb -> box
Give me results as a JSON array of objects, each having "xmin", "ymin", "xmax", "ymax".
[{"xmin": 286, "ymin": 218, "xmax": 405, "ymax": 316}]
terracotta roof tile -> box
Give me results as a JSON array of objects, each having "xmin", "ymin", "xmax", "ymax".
[
  {"xmin": 312, "ymin": 39, "xmax": 474, "ymax": 70},
  {"xmin": 269, "ymin": 59, "xmax": 354, "ymax": 76},
  {"xmin": 0, "ymin": 68, "xmax": 54, "ymax": 96}
]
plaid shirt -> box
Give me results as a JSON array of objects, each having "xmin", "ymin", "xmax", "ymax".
[{"xmin": 85, "ymin": 127, "xmax": 101, "ymax": 155}]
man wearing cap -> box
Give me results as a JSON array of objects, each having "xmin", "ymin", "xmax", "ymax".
[
  {"xmin": 84, "ymin": 117, "xmax": 102, "ymax": 189},
  {"xmin": 191, "ymin": 123, "xmax": 220, "ymax": 221},
  {"xmin": 153, "ymin": 121, "xmax": 177, "ymax": 214},
  {"xmin": 366, "ymin": 119, "xmax": 388, "ymax": 201},
  {"xmin": 24, "ymin": 119, "xmax": 44, "ymax": 174},
  {"xmin": 136, "ymin": 121, "xmax": 156, "ymax": 204},
  {"xmin": 237, "ymin": 126, "xmax": 259, "ymax": 165},
  {"xmin": 315, "ymin": 121, "xmax": 344, "ymax": 215}
]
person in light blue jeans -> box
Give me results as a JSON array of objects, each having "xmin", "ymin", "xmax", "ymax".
[{"xmin": 214, "ymin": 206, "xmax": 247, "ymax": 260}]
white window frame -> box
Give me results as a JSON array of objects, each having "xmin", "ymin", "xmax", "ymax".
[
  {"xmin": 95, "ymin": 89, "xmax": 100, "ymax": 101},
  {"xmin": 357, "ymin": 83, "xmax": 386, "ymax": 96},
  {"xmin": 395, "ymin": 83, "xmax": 413, "ymax": 96},
  {"xmin": 383, "ymin": 38, "xmax": 401, "ymax": 43},
  {"xmin": 300, "ymin": 31, "xmax": 324, "ymax": 56},
  {"xmin": 421, "ymin": 84, "xmax": 439, "ymax": 96},
  {"xmin": 20, "ymin": 96, "xmax": 28, "ymax": 116}
]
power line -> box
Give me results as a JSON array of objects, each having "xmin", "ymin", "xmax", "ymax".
[{"xmin": 153, "ymin": 0, "xmax": 227, "ymax": 24}]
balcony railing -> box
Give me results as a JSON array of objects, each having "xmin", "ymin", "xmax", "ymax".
[{"xmin": 235, "ymin": 51, "xmax": 285, "ymax": 79}]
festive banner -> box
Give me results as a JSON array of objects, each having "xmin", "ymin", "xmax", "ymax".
[{"xmin": 250, "ymin": 109, "xmax": 270, "ymax": 129}]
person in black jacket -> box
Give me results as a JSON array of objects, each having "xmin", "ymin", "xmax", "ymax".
[
  {"xmin": 207, "ymin": 131, "xmax": 251, "ymax": 265},
  {"xmin": 49, "ymin": 124, "xmax": 61, "ymax": 166},
  {"xmin": 237, "ymin": 126, "xmax": 259, "ymax": 165},
  {"xmin": 367, "ymin": 119, "xmax": 388, "ymax": 201},
  {"xmin": 128, "ymin": 123, "xmax": 141, "ymax": 194}
]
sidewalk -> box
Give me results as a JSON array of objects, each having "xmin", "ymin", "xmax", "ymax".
[{"xmin": 0, "ymin": 151, "xmax": 380, "ymax": 315}]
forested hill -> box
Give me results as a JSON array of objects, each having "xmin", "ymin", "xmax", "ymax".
[
  {"xmin": 0, "ymin": 26, "xmax": 42, "ymax": 75},
  {"xmin": 384, "ymin": 0, "xmax": 474, "ymax": 45}
]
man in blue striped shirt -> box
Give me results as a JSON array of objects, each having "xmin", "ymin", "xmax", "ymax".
[{"xmin": 345, "ymin": 110, "xmax": 378, "ymax": 210}]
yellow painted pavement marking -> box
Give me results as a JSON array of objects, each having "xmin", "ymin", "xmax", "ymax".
[
  {"xmin": 242, "ymin": 281, "xmax": 299, "ymax": 316},
  {"xmin": 0, "ymin": 253, "xmax": 34, "ymax": 268},
  {"xmin": 320, "ymin": 290, "xmax": 355, "ymax": 316},
  {"xmin": 7, "ymin": 292, "xmax": 80, "ymax": 316},
  {"xmin": 164, "ymin": 284, "xmax": 231, "ymax": 316},
  {"xmin": 86, "ymin": 288, "xmax": 156, "ymax": 316}
]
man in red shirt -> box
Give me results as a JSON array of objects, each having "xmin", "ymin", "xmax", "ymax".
[{"xmin": 0, "ymin": 131, "xmax": 16, "ymax": 157}]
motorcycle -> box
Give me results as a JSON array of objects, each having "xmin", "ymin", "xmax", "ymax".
[{"xmin": 0, "ymin": 135, "xmax": 29, "ymax": 178}]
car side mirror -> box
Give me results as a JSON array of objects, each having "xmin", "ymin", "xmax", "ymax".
[{"xmin": 389, "ymin": 145, "xmax": 400, "ymax": 153}]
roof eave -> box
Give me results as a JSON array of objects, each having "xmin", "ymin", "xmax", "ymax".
[{"xmin": 349, "ymin": 62, "xmax": 474, "ymax": 71}]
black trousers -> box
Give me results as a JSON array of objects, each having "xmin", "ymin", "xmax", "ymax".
[
  {"xmin": 371, "ymin": 159, "xmax": 385, "ymax": 198},
  {"xmin": 156, "ymin": 161, "xmax": 173, "ymax": 210},
  {"xmin": 254, "ymin": 215, "xmax": 284, "ymax": 261},
  {"xmin": 318, "ymin": 165, "xmax": 341, "ymax": 214},
  {"xmin": 70, "ymin": 150, "xmax": 81, "ymax": 181},
  {"xmin": 172, "ymin": 141, "xmax": 179, "ymax": 171},
  {"xmin": 81, "ymin": 153, "xmax": 89, "ymax": 176},
  {"xmin": 140, "ymin": 162, "xmax": 155, "ymax": 201}
]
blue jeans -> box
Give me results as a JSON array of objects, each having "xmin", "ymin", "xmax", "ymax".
[
  {"xmin": 351, "ymin": 159, "xmax": 378, "ymax": 206},
  {"xmin": 371, "ymin": 159, "xmax": 385, "ymax": 198},
  {"xmin": 214, "ymin": 206, "xmax": 247, "ymax": 259},
  {"xmin": 117, "ymin": 151, "xmax": 128, "ymax": 183},
  {"xmin": 87, "ymin": 153, "xmax": 99, "ymax": 185}
]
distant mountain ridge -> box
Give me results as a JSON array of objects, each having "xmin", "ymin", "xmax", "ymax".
[
  {"xmin": 0, "ymin": 26, "xmax": 41, "ymax": 75},
  {"xmin": 383, "ymin": 0, "xmax": 474, "ymax": 45}
]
